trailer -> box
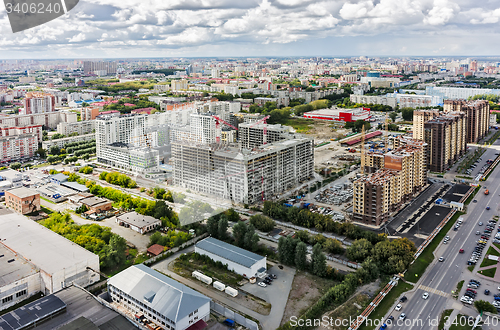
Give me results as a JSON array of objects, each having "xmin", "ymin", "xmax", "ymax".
[
  {"xmin": 192, "ymin": 271, "xmax": 212, "ymax": 285},
  {"xmin": 225, "ymin": 286, "xmax": 238, "ymax": 297},
  {"xmin": 213, "ymin": 281, "xmax": 226, "ymax": 291}
]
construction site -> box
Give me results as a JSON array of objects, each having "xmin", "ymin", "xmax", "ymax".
[{"xmin": 172, "ymin": 114, "xmax": 315, "ymax": 205}]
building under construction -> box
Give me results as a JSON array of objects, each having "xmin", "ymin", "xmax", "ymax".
[
  {"xmin": 239, "ymin": 123, "xmax": 291, "ymax": 149},
  {"xmin": 353, "ymin": 136, "xmax": 427, "ymax": 226},
  {"xmin": 172, "ymin": 134, "xmax": 314, "ymax": 204}
]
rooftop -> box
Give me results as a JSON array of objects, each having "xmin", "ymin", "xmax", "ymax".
[
  {"xmin": 0, "ymin": 244, "xmax": 38, "ymax": 287},
  {"xmin": 108, "ymin": 264, "xmax": 211, "ymax": 323},
  {"xmin": 117, "ymin": 211, "xmax": 160, "ymax": 227},
  {"xmin": 5, "ymin": 186, "xmax": 38, "ymax": 199},
  {"xmin": 195, "ymin": 237, "xmax": 266, "ymax": 268},
  {"xmin": 81, "ymin": 196, "xmax": 110, "ymax": 207},
  {"xmin": 0, "ymin": 210, "xmax": 99, "ymax": 275}
]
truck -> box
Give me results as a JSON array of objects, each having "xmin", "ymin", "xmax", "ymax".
[
  {"xmin": 225, "ymin": 286, "xmax": 238, "ymax": 297},
  {"xmin": 223, "ymin": 319, "xmax": 235, "ymax": 327},
  {"xmin": 485, "ymin": 189, "xmax": 489, "ymax": 195},
  {"xmin": 213, "ymin": 281, "xmax": 225, "ymax": 291}
]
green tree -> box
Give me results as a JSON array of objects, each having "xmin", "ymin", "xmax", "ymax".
[
  {"xmin": 10, "ymin": 162, "xmax": 21, "ymax": 170},
  {"xmin": 232, "ymin": 221, "xmax": 248, "ymax": 247},
  {"xmin": 474, "ymin": 300, "xmax": 497, "ymax": 313},
  {"xmin": 346, "ymin": 238, "xmax": 373, "ymax": 262},
  {"xmin": 244, "ymin": 224, "xmax": 259, "ymax": 251},
  {"xmin": 312, "ymin": 243, "xmax": 327, "ymax": 277},
  {"xmin": 49, "ymin": 145, "xmax": 60, "ymax": 155},
  {"xmin": 225, "ymin": 208, "xmax": 240, "ymax": 222},
  {"xmin": 36, "ymin": 148, "xmax": 46, "ymax": 158},
  {"xmin": 401, "ymin": 107, "xmax": 414, "ymax": 121},
  {"xmin": 323, "ymin": 238, "xmax": 343, "ymax": 255},
  {"xmin": 206, "ymin": 216, "xmax": 219, "ymax": 237},
  {"xmin": 46, "ymin": 156, "xmax": 57, "ymax": 164},
  {"xmin": 218, "ymin": 216, "xmax": 228, "ymax": 240},
  {"xmin": 249, "ymin": 214, "xmax": 275, "ymax": 232},
  {"xmin": 389, "ymin": 112, "xmax": 398, "ymax": 122},
  {"xmin": 295, "ymin": 241, "xmax": 308, "ymax": 270}
]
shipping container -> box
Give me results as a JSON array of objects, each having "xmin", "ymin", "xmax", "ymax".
[
  {"xmin": 192, "ymin": 271, "xmax": 213, "ymax": 285},
  {"xmin": 213, "ymin": 281, "xmax": 226, "ymax": 291},
  {"xmin": 225, "ymin": 286, "xmax": 238, "ymax": 297}
]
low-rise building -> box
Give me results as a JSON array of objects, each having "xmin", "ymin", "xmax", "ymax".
[
  {"xmin": 80, "ymin": 196, "xmax": 112, "ymax": 213},
  {"xmin": 108, "ymin": 264, "xmax": 211, "ymax": 330},
  {"xmin": 116, "ymin": 211, "xmax": 161, "ymax": 234},
  {"xmin": 5, "ymin": 187, "xmax": 40, "ymax": 214},
  {"xmin": 195, "ymin": 237, "xmax": 267, "ymax": 278}
]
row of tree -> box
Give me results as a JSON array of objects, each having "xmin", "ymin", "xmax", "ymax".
[
  {"xmin": 148, "ymin": 230, "xmax": 192, "ymax": 248},
  {"xmin": 248, "ymin": 214, "xmax": 275, "ymax": 232},
  {"xmin": 262, "ymin": 201, "xmax": 387, "ymax": 244},
  {"xmin": 99, "ymin": 171, "xmax": 137, "ymax": 188}
]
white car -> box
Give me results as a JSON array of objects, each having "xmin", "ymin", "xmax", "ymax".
[
  {"xmin": 395, "ymin": 304, "xmax": 402, "ymax": 311},
  {"xmin": 460, "ymin": 296, "xmax": 473, "ymax": 304},
  {"xmin": 258, "ymin": 282, "xmax": 267, "ymax": 288},
  {"xmin": 422, "ymin": 292, "xmax": 429, "ymax": 300}
]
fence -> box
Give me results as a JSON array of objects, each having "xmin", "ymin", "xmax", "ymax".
[{"xmin": 210, "ymin": 301, "xmax": 259, "ymax": 330}]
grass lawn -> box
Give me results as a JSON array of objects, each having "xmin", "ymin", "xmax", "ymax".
[
  {"xmin": 494, "ymin": 243, "xmax": 500, "ymax": 250},
  {"xmin": 478, "ymin": 267, "xmax": 497, "ymax": 278},
  {"xmin": 280, "ymin": 118, "xmax": 315, "ymax": 133},
  {"xmin": 405, "ymin": 212, "xmax": 463, "ymax": 282},
  {"xmin": 487, "ymin": 246, "xmax": 500, "ymax": 256},
  {"xmin": 40, "ymin": 196, "xmax": 55, "ymax": 204},
  {"xmin": 480, "ymin": 258, "xmax": 498, "ymax": 268},
  {"xmin": 438, "ymin": 309, "xmax": 453, "ymax": 330},
  {"xmin": 325, "ymin": 293, "xmax": 371, "ymax": 330},
  {"xmin": 357, "ymin": 282, "xmax": 414, "ymax": 330},
  {"xmin": 467, "ymin": 265, "xmax": 475, "ymax": 272},
  {"xmin": 40, "ymin": 206, "xmax": 53, "ymax": 214},
  {"xmin": 464, "ymin": 186, "xmax": 481, "ymax": 205},
  {"xmin": 173, "ymin": 252, "xmax": 244, "ymax": 287}
]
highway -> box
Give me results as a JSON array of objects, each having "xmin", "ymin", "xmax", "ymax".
[{"xmin": 384, "ymin": 138, "xmax": 500, "ymax": 329}]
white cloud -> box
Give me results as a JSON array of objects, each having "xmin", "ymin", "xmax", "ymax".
[{"xmin": 0, "ymin": 0, "xmax": 498, "ymax": 57}]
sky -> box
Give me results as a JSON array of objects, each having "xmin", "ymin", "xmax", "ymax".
[{"xmin": 1, "ymin": 0, "xmax": 500, "ymax": 59}]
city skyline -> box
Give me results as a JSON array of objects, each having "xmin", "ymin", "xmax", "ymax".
[{"xmin": 1, "ymin": 0, "xmax": 500, "ymax": 59}]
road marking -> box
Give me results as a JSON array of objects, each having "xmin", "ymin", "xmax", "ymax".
[{"xmin": 419, "ymin": 285, "xmax": 451, "ymax": 298}]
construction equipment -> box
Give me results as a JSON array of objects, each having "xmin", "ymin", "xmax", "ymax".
[
  {"xmin": 212, "ymin": 115, "xmax": 238, "ymax": 130},
  {"xmin": 249, "ymin": 115, "xmax": 271, "ymax": 144},
  {"xmin": 360, "ymin": 125, "xmax": 365, "ymax": 174}
]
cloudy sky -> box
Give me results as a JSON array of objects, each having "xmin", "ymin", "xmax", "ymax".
[{"xmin": 1, "ymin": 0, "xmax": 500, "ymax": 59}]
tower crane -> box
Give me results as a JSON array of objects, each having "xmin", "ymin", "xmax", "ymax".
[{"xmin": 249, "ymin": 115, "xmax": 271, "ymax": 144}]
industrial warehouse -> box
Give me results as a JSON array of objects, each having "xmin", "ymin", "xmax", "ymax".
[
  {"xmin": 0, "ymin": 210, "xmax": 100, "ymax": 311},
  {"xmin": 195, "ymin": 237, "xmax": 267, "ymax": 279}
]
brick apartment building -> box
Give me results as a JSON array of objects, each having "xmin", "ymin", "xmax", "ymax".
[
  {"xmin": 5, "ymin": 187, "xmax": 40, "ymax": 214},
  {"xmin": 353, "ymin": 137, "xmax": 427, "ymax": 226}
]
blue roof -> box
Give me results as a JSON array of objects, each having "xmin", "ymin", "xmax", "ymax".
[{"xmin": 195, "ymin": 237, "xmax": 265, "ymax": 268}]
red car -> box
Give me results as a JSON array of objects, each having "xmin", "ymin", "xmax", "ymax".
[
  {"xmin": 466, "ymin": 288, "xmax": 477, "ymax": 294},
  {"xmin": 459, "ymin": 249, "xmax": 465, "ymax": 253}
]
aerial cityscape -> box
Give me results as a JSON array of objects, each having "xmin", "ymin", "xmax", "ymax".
[{"xmin": 2, "ymin": 1, "xmax": 500, "ymax": 330}]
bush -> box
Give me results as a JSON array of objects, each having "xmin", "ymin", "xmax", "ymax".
[
  {"xmin": 99, "ymin": 171, "xmax": 137, "ymax": 188},
  {"xmin": 249, "ymin": 214, "xmax": 276, "ymax": 232},
  {"xmin": 79, "ymin": 166, "xmax": 93, "ymax": 174}
]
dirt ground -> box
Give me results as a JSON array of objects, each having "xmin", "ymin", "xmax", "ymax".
[
  {"xmin": 280, "ymin": 271, "xmax": 339, "ymax": 326},
  {"xmin": 306, "ymin": 121, "xmax": 350, "ymax": 142}
]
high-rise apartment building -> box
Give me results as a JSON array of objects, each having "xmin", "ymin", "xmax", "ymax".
[
  {"xmin": 412, "ymin": 109, "xmax": 440, "ymax": 140},
  {"xmin": 171, "ymin": 79, "xmax": 188, "ymax": 91},
  {"xmin": 22, "ymin": 92, "xmax": 55, "ymax": 115},
  {"xmin": 81, "ymin": 107, "xmax": 100, "ymax": 121},
  {"xmin": 443, "ymin": 100, "xmax": 490, "ymax": 143},
  {"xmin": 239, "ymin": 123, "xmax": 291, "ymax": 149},
  {"xmin": 172, "ymin": 136, "xmax": 314, "ymax": 204},
  {"xmin": 353, "ymin": 137, "xmax": 427, "ymax": 226},
  {"xmin": 83, "ymin": 61, "xmax": 117, "ymax": 75},
  {"xmin": 424, "ymin": 112, "xmax": 467, "ymax": 173},
  {"xmin": 96, "ymin": 114, "xmax": 170, "ymax": 173}
]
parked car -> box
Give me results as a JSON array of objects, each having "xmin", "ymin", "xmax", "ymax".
[
  {"xmin": 258, "ymin": 282, "xmax": 267, "ymax": 288},
  {"xmin": 399, "ymin": 313, "xmax": 406, "ymax": 320},
  {"xmin": 395, "ymin": 304, "xmax": 402, "ymax": 311}
]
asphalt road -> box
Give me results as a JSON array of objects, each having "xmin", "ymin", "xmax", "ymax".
[{"xmin": 384, "ymin": 140, "xmax": 500, "ymax": 330}]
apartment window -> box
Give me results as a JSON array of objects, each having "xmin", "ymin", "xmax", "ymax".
[
  {"xmin": 16, "ymin": 290, "xmax": 27, "ymax": 298},
  {"xmin": 2, "ymin": 295, "xmax": 13, "ymax": 304}
]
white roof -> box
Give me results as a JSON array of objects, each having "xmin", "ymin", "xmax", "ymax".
[{"xmin": 0, "ymin": 210, "xmax": 99, "ymax": 275}]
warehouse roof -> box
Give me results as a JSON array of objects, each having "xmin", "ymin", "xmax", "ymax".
[
  {"xmin": 81, "ymin": 196, "xmax": 110, "ymax": 207},
  {"xmin": 61, "ymin": 181, "xmax": 89, "ymax": 193},
  {"xmin": 5, "ymin": 186, "xmax": 38, "ymax": 199},
  {"xmin": 0, "ymin": 210, "xmax": 99, "ymax": 275},
  {"xmin": 108, "ymin": 264, "xmax": 210, "ymax": 323},
  {"xmin": 117, "ymin": 211, "xmax": 160, "ymax": 228},
  {"xmin": 195, "ymin": 237, "xmax": 265, "ymax": 268},
  {"xmin": 50, "ymin": 173, "xmax": 69, "ymax": 182},
  {"xmin": 0, "ymin": 244, "xmax": 38, "ymax": 287}
]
